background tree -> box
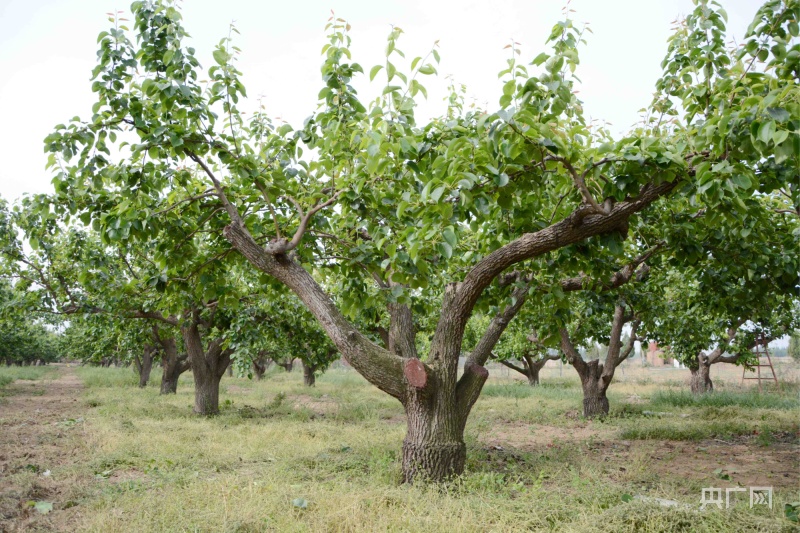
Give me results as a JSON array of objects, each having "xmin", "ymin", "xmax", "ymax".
[{"xmin": 789, "ymin": 330, "xmax": 800, "ymax": 362}]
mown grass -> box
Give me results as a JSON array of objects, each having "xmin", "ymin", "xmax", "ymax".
[{"xmin": 57, "ymin": 364, "xmax": 800, "ymax": 532}]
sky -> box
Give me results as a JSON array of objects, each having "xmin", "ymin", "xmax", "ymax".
[{"xmin": 0, "ymin": 0, "xmax": 789, "ymax": 349}]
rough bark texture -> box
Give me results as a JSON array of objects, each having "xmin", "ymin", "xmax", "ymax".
[
  {"xmin": 578, "ymin": 362, "xmax": 611, "ymax": 417},
  {"xmin": 690, "ymin": 359, "xmax": 714, "ymax": 393},
  {"xmin": 155, "ymin": 333, "xmax": 189, "ymax": 394},
  {"xmin": 401, "ymin": 388, "xmax": 467, "ymax": 483},
  {"xmin": 252, "ymin": 352, "xmax": 271, "ymax": 380},
  {"xmin": 302, "ymin": 361, "xmax": 317, "ymax": 387},
  {"xmin": 560, "ymin": 305, "xmax": 639, "ymax": 418},
  {"xmin": 183, "ymin": 323, "xmax": 231, "ymax": 415},
  {"xmin": 134, "ymin": 345, "xmax": 155, "ymax": 388},
  {"xmin": 686, "ymin": 322, "xmax": 759, "ymax": 394}
]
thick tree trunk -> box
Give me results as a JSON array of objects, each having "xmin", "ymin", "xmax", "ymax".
[
  {"xmin": 183, "ymin": 323, "xmax": 231, "ymax": 416},
  {"xmin": 401, "ymin": 395, "xmax": 466, "ymax": 483},
  {"xmin": 582, "ymin": 389, "xmax": 610, "ymax": 417},
  {"xmin": 302, "ymin": 361, "xmax": 317, "ymax": 387},
  {"xmin": 690, "ymin": 363, "xmax": 713, "ymax": 393},
  {"xmin": 527, "ymin": 366, "xmax": 541, "ymax": 386},
  {"xmin": 577, "ymin": 361, "xmax": 610, "ymax": 418}
]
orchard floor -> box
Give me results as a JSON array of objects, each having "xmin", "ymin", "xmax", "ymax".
[{"xmin": 0, "ymin": 361, "xmax": 798, "ymax": 532}]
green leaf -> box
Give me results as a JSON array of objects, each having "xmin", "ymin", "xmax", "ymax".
[
  {"xmin": 443, "ymin": 226, "xmax": 457, "ymax": 247},
  {"xmin": 493, "ymin": 173, "xmax": 509, "ymax": 187},
  {"xmin": 163, "ymin": 50, "xmax": 175, "ymax": 65},
  {"xmin": 772, "ymin": 130, "xmax": 789, "ymax": 145},
  {"xmin": 766, "ymin": 107, "xmax": 790, "ymax": 122},
  {"xmin": 369, "ymin": 65, "xmax": 383, "ymax": 81},
  {"xmin": 437, "ymin": 241, "xmax": 452, "ymax": 259},
  {"xmin": 532, "ymin": 52, "xmax": 549, "ymax": 66},
  {"xmin": 418, "ymin": 64, "xmax": 436, "ymax": 75},
  {"xmin": 213, "ymin": 49, "xmax": 229, "ymax": 66},
  {"xmin": 757, "ymin": 121, "xmax": 775, "ymax": 144},
  {"xmin": 730, "ymin": 174, "xmax": 752, "ymax": 189},
  {"xmin": 430, "ymin": 186, "xmax": 446, "ymax": 202}
]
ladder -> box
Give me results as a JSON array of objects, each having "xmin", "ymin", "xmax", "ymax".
[{"xmin": 741, "ymin": 336, "xmax": 778, "ymax": 392}]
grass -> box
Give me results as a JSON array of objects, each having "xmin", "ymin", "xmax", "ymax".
[
  {"xmin": 74, "ymin": 366, "xmax": 144, "ymax": 388},
  {"xmin": 0, "ymin": 366, "xmax": 56, "ymax": 393},
  {"xmin": 0, "ymin": 365, "xmax": 55, "ymax": 384},
  {"xmin": 20, "ymin": 362, "xmax": 800, "ymax": 531},
  {"xmin": 650, "ymin": 389, "xmax": 800, "ymax": 410}
]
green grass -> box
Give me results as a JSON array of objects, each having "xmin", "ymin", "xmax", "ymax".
[
  {"xmin": 650, "ymin": 389, "xmax": 800, "ymax": 410},
  {"xmin": 0, "ymin": 365, "xmax": 55, "ymax": 388},
  {"xmin": 36, "ymin": 365, "xmax": 796, "ymax": 531},
  {"xmin": 75, "ymin": 366, "xmax": 146, "ymax": 388}
]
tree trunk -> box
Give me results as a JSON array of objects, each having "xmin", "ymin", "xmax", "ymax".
[
  {"xmin": 577, "ymin": 361, "xmax": 610, "ymax": 418},
  {"xmin": 183, "ymin": 323, "xmax": 231, "ymax": 416},
  {"xmin": 252, "ymin": 353, "xmax": 270, "ymax": 380},
  {"xmin": 690, "ymin": 363, "xmax": 713, "ymax": 393},
  {"xmin": 279, "ymin": 359, "xmax": 294, "ymax": 372},
  {"xmin": 527, "ymin": 366, "xmax": 541, "ymax": 386},
  {"xmin": 137, "ymin": 346, "xmax": 155, "ymax": 388},
  {"xmin": 158, "ymin": 336, "xmax": 189, "ymax": 395},
  {"xmin": 582, "ymin": 388, "xmax": 610, "ymax": 417},
  {"xmin": 401, "ymin": 391, "xmax": 466, "ymax": 483},
  {"xmin": 302, "ymin": 361, "xmax": 316, "ymax": 387}
]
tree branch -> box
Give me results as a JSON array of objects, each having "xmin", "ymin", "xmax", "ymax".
[{"xmin": 263, "ymin": 191, "xmax": 343, "ymax": 255}]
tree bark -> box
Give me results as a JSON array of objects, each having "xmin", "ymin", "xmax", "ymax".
[
  {"xmin": 278, "ymin": 358, "xmax": 295, "ymax": 372},
  {"xmin": 401, "ymin": 384, "xmax": 467, "ymax": 483},
  {"xmin": 579, "ymin": 363, "xmax": 611, "ymax": 417},
  {"xmin": 302, "ymin": 361, "xmax": 317, "ymax": 387},
  {"xmin": 527, "ymin": 364, "xmax": 541, "ymax": 386},
  {"xmin": 690, "ymin": 359, "xmax": 713, "ymax": 393},
  {"xmin": 252, "ymin": 352, "xmax": 270, "ymax": 380},
  {"xmin": 135, "ymin": 345, "xmax": 155, "ymax": 388},
  {"xmin": 155, "ymin": 333, "xmax": 189, "ymax": 394},
  {"xmin": 560, "ymin": 306, "xmax": 639, "ymax": 418},
  {"xmin": 183, "ymin": 322, "xmax": 231, "ymax": 415}
]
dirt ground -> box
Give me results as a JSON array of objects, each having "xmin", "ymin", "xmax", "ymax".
[
  {"xmin": 480, "ymin": 420, "xmax": 799, "ymax": 491},
  {"xmin": 0, "ymin": 365, "xmax": 87, "ymax": 532},
  {"xmin": 0, "ymin": 364, "xmax": 798, "ymax": 531}
]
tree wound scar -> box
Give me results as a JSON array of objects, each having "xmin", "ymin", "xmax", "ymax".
[
  {"xmin": 404, "ymin": 358, "xmax": 427, "ymax": 388},
  {"xmin": 467, "ymin": 363, "xmax": 489, "ymax": 379}
]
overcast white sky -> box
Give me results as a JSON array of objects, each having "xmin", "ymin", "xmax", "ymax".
[{"xmin": 0, "ymin": 0, "xmax": 762, "ymax": 202}]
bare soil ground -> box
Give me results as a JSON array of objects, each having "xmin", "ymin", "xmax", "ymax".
[
  {"xmin": 0, "ymin": 365, "xmax": 87, "ymax": 532},
  {"xmin": 480, "ymin": 420, "xmax": 799, "ymax": 491}
]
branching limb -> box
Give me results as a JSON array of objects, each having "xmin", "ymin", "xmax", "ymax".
[{"xmin": 264, "ymin": 191, "xmax": 343, "ymax": 254}]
